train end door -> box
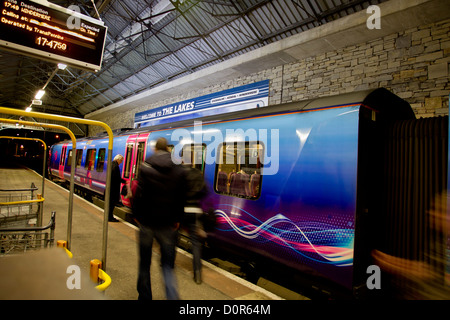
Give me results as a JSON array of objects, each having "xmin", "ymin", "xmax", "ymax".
[
  {"xmin": 58, "ymin": 144, "xmax": 69, "ymax": 179},
  {"xmin": 121, "ymin": 133, "xmax": 149, "ymax": 207}
]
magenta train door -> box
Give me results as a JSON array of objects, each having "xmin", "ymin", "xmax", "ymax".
[
  {"xmin": 121, "ymin": 133, "xmax": 149, "ymax": 207},
  {"xmin": 58, "ymin": 143, "xmax": 69, "ymax": 179}
]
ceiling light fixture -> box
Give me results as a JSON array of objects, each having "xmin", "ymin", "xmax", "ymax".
[{"xmin": 35, "ymin": 89, "xmax": 46, "ymax": 100}]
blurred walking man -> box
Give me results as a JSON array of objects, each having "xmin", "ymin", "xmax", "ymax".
[{"xmin": 132, "ymin": 137, "xmax": 187, "ymax": 300}]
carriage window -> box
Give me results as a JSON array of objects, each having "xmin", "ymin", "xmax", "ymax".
[
  {"xmin": 181, "ymin": 144, "xmax": 206, "ymax": 173},
  {"xmin": 214, "ymin": 142, "xmax": 263, "ymax": 199},
  {"xmin": 66, "ymin": 149, "xmax": 73, "ymax": 167},
  {"xmin": 60, "ymin": 147, "xmax": 66, "ymax": 166},
  {"xmin": 76, "ymin": 149, "xmax": 83, "ymax": 168},
  {"xmin": 96, "ymin": 148, "xmax": 106, "ymax": 172},
  {"xmin": 134, "ymin": 142, "xmax": 146, "ymax": 180},
  {"xmin": 85, "ymin": 149, "xmax": 96, "ymax": 171},
  {"xmin": 123, "ymin": 143, "xmax": 133, "ymax": 179}
]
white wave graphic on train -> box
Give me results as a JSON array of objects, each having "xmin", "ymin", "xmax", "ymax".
[{"xmin": 215, "ymin": 205, "xmax": 354, "ymax": 266}]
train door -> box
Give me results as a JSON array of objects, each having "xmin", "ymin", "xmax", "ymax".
[
  {"xmin": 122, "ymin": 133, "xmax": 149, "ymax": 207},
  {"xmin": 58, "ymin": 144, "xmax": 68, "ymax": 179}
]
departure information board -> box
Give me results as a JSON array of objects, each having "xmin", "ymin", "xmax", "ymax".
[{"xmin": 0, "ymin": 0, "xmax": 107, "ymax": 71}]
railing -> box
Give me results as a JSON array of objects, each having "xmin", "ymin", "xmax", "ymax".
[
  {"xmin": 0, "ymin": 183, "xmax": 44, "ymax": 228},
  {"xmin": 0, "ymin": 183, "xmax": 38, "ymax": 201},
  {"xmin": 0, "ymin": 212, "xmax": 55, "ymax": 255},
  {"xmin": 0, "ymin": 107, "xmax": 114, "ymax": 273},
  {"xmin": 0, "ymin": 136, "xmax": 47, "ymax": 215}
]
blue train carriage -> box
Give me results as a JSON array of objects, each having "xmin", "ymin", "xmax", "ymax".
[
  {"xmin": 48, "ymin": 131, "xmax": 131, "ymax": 196},
  {"xmin": 148, "ymin": 88, "xmax": 415, "ymax": 295},
  {"xmin": 48, "ymin": 88, "xmax": 415, "ymax": 296}
]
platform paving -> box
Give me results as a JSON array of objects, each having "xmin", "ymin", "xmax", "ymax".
[{"xmin": 0, "ymin": 164, "xmax": 283, "ymax": 300}]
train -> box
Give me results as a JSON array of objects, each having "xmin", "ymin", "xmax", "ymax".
[{"xmin": 48, "ymin": 88, "xmax": 447, "ymax": 298}]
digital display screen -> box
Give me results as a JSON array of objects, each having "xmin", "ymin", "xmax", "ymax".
[{"xmin": 0, "ymin": 0, "xmax": 107, "ymax": 71}]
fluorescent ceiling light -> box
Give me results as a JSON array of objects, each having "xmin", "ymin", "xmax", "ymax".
[
  {"xmin": 58, "ymin": 63, "xmax": 67, "ymax": 70},
  {"xmin": 35, "ymin": 90, "xmax": 45, "ymax": 100}
]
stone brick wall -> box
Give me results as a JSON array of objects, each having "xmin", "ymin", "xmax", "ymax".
[
  {"xmin": 278, "ymin": 18, "xmax": 449, "ymax": 118},
  {"xmin": 94, "ymin": 18, "xmax": 449, "ymax": 135}
]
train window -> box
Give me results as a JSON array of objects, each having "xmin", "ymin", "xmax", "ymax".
[
  {"xmin": 96, "ymin": 148, "xmax": 106, "ymax": 172},
  {"xmin": 214, "ymin": 142, "xmax": 263, "ymax": 199},
  {"xmin": 85, "ymin": 149, "xmax": 96, "ymax": 171},
  {"xmin": 123, "ymin": 143, "xmax": 133, "ymax": 179},
  {"xmin": 66, "ymin": 149, "xmax": 73, "ymax": 167},
  {"xmin": 134, "ymin": 142, "xmax": 146, "ymax": 180},
  {"xmin": 181, "ymin": 144, "xmax": 206, "ymax": 173},
  {"xmin": 75, "ymin": 149, "xmax": 83, "ymax": 168},
  {"xmin": 60, "ymin": 147, "xmax": 66, "ymax": 166}
]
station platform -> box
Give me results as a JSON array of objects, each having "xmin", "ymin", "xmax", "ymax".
[{"xmin": 0, "ymin": 163, "xmax": 284, "ymax": 301}]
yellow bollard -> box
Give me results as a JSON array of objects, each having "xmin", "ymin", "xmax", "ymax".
[
  {"xmin": 57, "ymin": 240, "xmax": 73, "ymax": 258},
  {"xmin": 90, "ymin": 259, "xmax": 102, "ymax": 283},
  {"xmin": 90, "ymin": 259, "xmax": 112, "ymax": 291},
  {"xmin": 57, "ymin": 240, "xmax": 67, "ymax": 248}
]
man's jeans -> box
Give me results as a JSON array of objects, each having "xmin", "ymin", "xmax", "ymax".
[{"xmin": 137, "ymin": 224, "xmax": 179, "ymax": 300}]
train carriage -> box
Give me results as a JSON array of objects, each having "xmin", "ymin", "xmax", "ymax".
[{"xmin": 49, "ymin": 88, "xmax": 444, "ymax": 296}]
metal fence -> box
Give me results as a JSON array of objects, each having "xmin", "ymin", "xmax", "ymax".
[
  {"xmin": 0, "ymin": 212, "xmax": 55, "ymax": 255},
  {"xmin": 0, "ymin": 183, "xmax": 42, "ymax": 228}
]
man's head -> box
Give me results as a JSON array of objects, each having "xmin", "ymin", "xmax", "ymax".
[
  {"xmin": 114, "ymin": 154, "xmax": 124, "ymax": 165},
  {"xmin": 155, "ymin": 137, "xmax": 169, "ymax": 152}
]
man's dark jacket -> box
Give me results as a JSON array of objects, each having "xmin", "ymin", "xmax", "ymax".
[
  {"xmin": 132, "ymin": 151, "xmax": 187, "ymax": 227},
  {"xmin": 110, "ymin": 160, "xmax": 125, "ymax": 204}
]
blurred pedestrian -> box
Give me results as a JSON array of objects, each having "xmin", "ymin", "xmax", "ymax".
[
  {"xmin": 372, "ymin": 192, "xmax": 449, "ymax": 299},
  {"xmin": 183, "ymin": 164, "xmax": 208, "ymax": 284},
  {"xmin": 132, "ymin": 137, "xmax": 187, "ymax": 300},
  {"xmin": 108, "ymin": 154, "xmax": 125, "ymax": 222}
]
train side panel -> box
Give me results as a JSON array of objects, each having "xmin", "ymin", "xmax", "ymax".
[
  {"xmin": 142, "ymin": 105, "xmax": 360, "ymax": 290},
  {"xmin": 49, "ymin": 143, "xmax": 64, "ymax": 178},
  {"xmin": 209, "ymin": 106, "xmax": 359, "ymax": 290},
  {"xmin": 50, "ymin": 135, "xmax": 130, "ymax": 197},
  {"xmin": 46, "ymin": 89, "xmax": 418, "ymax": 296}
]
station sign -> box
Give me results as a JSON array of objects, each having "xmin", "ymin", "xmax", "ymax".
[
  {"xmin": 0, "ymin": 0, "xmax": 107, "ymax": 71},
  {"xmin": 134, "ymin": 80, "xmax": 270, "ymax": 128}
]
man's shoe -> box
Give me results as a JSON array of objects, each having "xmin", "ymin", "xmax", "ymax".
[{"xmin": 194, "ymin": 271, "xmax": 202, "ymax": 284}]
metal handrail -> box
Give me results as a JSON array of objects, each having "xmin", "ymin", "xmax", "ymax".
[
  {"xmin": 0, "ymin": 183, "xmax": 39, "ymax": 207},
  {"xmin": 0, "ymin": 118, "xmax": 77, "ymax": 236},
  {"xmin": 0, "ymin": 136, "xmax": 47, "ymax": 219},
  {"xmin": 0, "ymin": 211, "xmax": 55, "ymax": 232},
  {"xmin": 0, "ymin": 107, "xmax": 113, "ymax": 272},
  {"xmin": 0, "ymin": 197, "xmax": 45, "ymax": 206},
  {"xmin": 0, "ymin": 212, "xmax": 55, "ymax": 255},
  {"xmin": 0, "ymin": 187, "xmax": 38, "ymax": 192}
]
